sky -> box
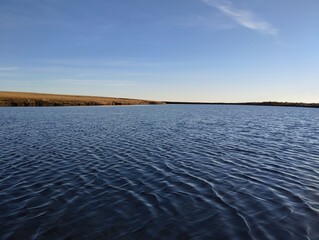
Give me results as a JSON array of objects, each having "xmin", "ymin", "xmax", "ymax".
[{"xmin": 0, "ymin": 0, "xmax": 319, "ymax": 102}]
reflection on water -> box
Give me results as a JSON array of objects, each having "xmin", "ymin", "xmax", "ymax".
[{"xmin": 0, "ymin": 105, "xmax": 318, "ymax": 239}]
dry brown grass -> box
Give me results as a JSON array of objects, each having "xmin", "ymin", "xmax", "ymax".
[{"xmin": 0, "ymin": 91, "xmax": 164, "ymax": 107}]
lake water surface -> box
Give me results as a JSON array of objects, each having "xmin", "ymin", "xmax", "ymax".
[{"xmin": 0, "ymin": 105, "xmax": 318, "ymax": 239}]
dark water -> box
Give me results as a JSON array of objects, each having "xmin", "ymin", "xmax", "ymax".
[{"xmin": 0, "ymin": 105, "xmax": 318, "ymax": 240}]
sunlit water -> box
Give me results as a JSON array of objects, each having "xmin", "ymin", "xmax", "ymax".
[{"xmin": 0, "ymin": 105, "xmax": 318, "ymax": 240}]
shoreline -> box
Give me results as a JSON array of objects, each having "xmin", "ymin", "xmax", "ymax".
[
  {"xmin": 166, "ymin": 101, "xmax": 319, "ymax": 108},
  {"xmin": 1, "ymin": 91, "xmax": 318, "ymax": 108}
]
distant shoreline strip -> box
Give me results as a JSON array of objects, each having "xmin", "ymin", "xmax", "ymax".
[
  {"xmin": 0, "ymin": 91, "xmax": 318, "ymax": 108},
  {"xmin": 165, "ymin": 102, "xmax": 319, "ymax": 108}
]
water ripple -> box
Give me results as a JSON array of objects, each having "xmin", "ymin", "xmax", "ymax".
[{"xmin": 0, "ymin": 105, "xmax": 318, "ymax": 239}]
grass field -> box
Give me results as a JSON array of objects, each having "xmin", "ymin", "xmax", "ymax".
[{"xmin": 0, "ymin": 92, "xmax": 164, "ymax": 106}]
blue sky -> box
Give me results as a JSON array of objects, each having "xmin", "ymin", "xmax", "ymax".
[{"xmin": 0, "ymin": 0, "xmax": 318, "ymax": 102}]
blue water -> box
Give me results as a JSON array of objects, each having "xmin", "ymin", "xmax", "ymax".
[{"xmin": 0, "ymin": 105, "xmax": 318, "ymax": 240}]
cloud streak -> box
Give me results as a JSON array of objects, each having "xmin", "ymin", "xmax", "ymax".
[
  {"xmin": 54, "ymin": 79, "xmax": 138, "ymax": 87},
  {"xmin": 0, "ymin": 66, "xmax": 18, "ymax": 71},
  {"xmin": 202, "ymin": 0, "xmax": 278, "ymax": 35}
]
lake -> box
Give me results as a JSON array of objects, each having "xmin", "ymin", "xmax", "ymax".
[{"xmin": 0, "ymin": 105, "xmax": 318, "ymax": 239}]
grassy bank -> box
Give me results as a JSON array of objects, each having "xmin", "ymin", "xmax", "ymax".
[{"xmin": 0, "ymin": 92, "xmax": 164, "ymax": 107}]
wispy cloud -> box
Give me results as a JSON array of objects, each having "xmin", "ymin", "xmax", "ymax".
[
  {"xmin": 0, "ymin": 66, "xmax": 18, "ymax": 71},
  {"xmin": 54, "ymin": 79, "xmax": 138, "ymax": 87},
  {"xmin": 201, "ymin": 0, "xmax": 278, "ymax": 35}
]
